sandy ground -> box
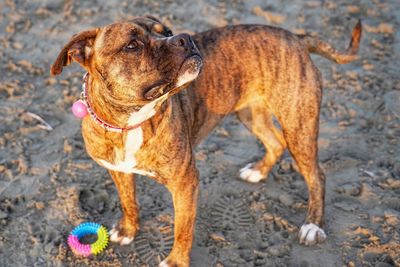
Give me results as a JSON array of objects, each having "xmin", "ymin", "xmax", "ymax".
[{"xmin": 0, "ymin": 0, "xmax": 399, "ymax": 266}]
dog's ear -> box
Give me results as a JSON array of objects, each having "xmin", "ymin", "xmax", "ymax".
[
  {"xmin": 143, "ymin": 15, "xmax": 173, "ymax": 37},
  {"xmin": 50, "ymin": 28, "xmax": 99, "ymax": 76},
  {"xmin": 143, "ymin": 15, "xmax": 163, "ymax": 24}
]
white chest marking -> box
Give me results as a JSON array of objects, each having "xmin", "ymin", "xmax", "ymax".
[
  {"xmin": 99, "ymin": 127, "xmax": 155, "ymax": 176},
  {"xmin": 127, "ymin": 99, "xmax": 157, "ymax": 126},
  {"xmin": 99, "ymin": 94, "xmax": 172, "ymax": 177},
  {"xmin": 98, "ymin": 98, "xmax": 164, "ymax": 177}
]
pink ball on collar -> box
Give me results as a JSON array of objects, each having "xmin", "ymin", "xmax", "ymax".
[{"xmin": 71, "ymin": 100, "xmax": 89, "ymax": 119}]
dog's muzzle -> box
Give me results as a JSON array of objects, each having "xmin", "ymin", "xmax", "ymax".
[{"xmin": 144, "ymin": 35, "xmax": 203, "ymax": 100}]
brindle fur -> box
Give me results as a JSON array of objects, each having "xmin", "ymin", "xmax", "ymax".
[{"xmin": 51, "ymin": 16, "xmax": 361, "ymax": 266}]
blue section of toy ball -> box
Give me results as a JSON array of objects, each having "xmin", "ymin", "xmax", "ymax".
[{"xmin": 71, "ymin": 222, "xmax": 101, "ymax": 239}]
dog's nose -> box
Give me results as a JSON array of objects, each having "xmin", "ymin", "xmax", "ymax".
[{"xmin": 168, "ymin": 33, "xmax": 193, "ymax": 50}]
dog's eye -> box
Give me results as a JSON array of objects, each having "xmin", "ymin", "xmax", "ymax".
[{"xmin": 125, "ymin": 40, "xmax": 140, "ymax": 51}]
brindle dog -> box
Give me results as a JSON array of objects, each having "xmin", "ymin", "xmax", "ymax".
[{"xmin": 51, "ymin": 16, "xmax": 361, "ymax": 266}]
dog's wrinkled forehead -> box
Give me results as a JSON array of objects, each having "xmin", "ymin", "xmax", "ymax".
[{"xmin": 94, "ymin": 17, "xmax": 172, "ymax": 54}]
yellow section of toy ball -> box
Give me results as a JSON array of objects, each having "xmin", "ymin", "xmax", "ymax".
[{"xmin": 91, "ymin": 225, "xmax": 109, "ymax": 255}]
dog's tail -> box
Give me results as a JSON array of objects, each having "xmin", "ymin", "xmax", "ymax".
[{"xmin": 298, "ymin": 19, "xmax": 362, "ymax": 64}]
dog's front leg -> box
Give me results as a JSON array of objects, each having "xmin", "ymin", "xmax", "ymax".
[
  {"xmin": 108, "ymin": 170, "xmax": 140, "ymax": 245},
  {"xmin": 160, "ymin": 167, "xmax": 199, "ymax": 267}
]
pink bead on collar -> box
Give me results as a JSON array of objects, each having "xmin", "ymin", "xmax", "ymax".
[{"xmin": 71, "ymin": 100, "xmax": 89, "ymax": 119}]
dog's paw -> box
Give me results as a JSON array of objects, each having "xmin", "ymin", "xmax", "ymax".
[
  {"xmin": 298, "ymin": 223, "xmax": 326, "ymax": 246},
  {"xmin": 239, "ymin": 163, "xmax": 265, "ymax": 183},
  {"xmin": 109, "ymin": 226, "xmax": 135, "ymax": 245},
  {"xmin": 159, "ymin": 256, "xmax": 189, "ymax": 267}
]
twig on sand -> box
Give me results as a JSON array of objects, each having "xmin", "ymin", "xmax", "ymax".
[
  {"xmin": 25, "ymin": 112, "xmax": 53, "ymax": 131},
  {"xmin": 363, "ymin": 170, "xmax": 375, "ymax": 177}
]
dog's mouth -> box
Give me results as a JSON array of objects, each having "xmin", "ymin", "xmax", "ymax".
[
  {"xmin": 143, "ymin": 82, "xmax": 170, "ymax": 101},
  {"xmin": 144, "ymin": 54, "xmax": 203, "ymax": 100}
]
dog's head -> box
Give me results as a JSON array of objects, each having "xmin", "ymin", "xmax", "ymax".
[{"xmin": 51, "ymin": 16, "xmax": 202, "ymax": 104}]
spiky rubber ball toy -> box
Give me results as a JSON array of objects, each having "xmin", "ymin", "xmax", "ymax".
[{"xmin": 67, "ymin": 222, "xmax": 109, "ymax": 257}]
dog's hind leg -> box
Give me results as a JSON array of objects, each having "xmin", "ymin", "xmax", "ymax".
[
  {"xmin": 281, "ymin": 114, "xmax": 327, "ymax": 245},
  {"xmin": 236, "ymin": 103, "xmax": 286, "ymax": 183},
  {"xmin": 275, "ymin": 85, "xmax": 327, "ymax": 246}
]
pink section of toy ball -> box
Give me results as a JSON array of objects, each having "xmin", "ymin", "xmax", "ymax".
[
  {"xmin": 71, "ymin": 100, "xmax": 88, "ymax": 118},
  {"xmin": 68, "ymin": 235, "xmax": 92, "ymax": 256}
]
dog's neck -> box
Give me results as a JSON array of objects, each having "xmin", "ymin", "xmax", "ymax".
[{"xmin": 85, "ymin": 73, "xmax": 169, "ymax": 133}]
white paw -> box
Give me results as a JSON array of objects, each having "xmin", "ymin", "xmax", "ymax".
[
  {"xmin": 298, "ymin": 223, "xmax": 327, "ymax": 245},
  {"xmin": 239, "ymin": 163, "xmax": 265, "ymax": 183},
  {"xmin": 109, "ymin": 227, "xmax": 134, "ymax": 245},
  {"xmin": 159, "ymin": 260, "xmax": 170, "ymax": 267}
]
